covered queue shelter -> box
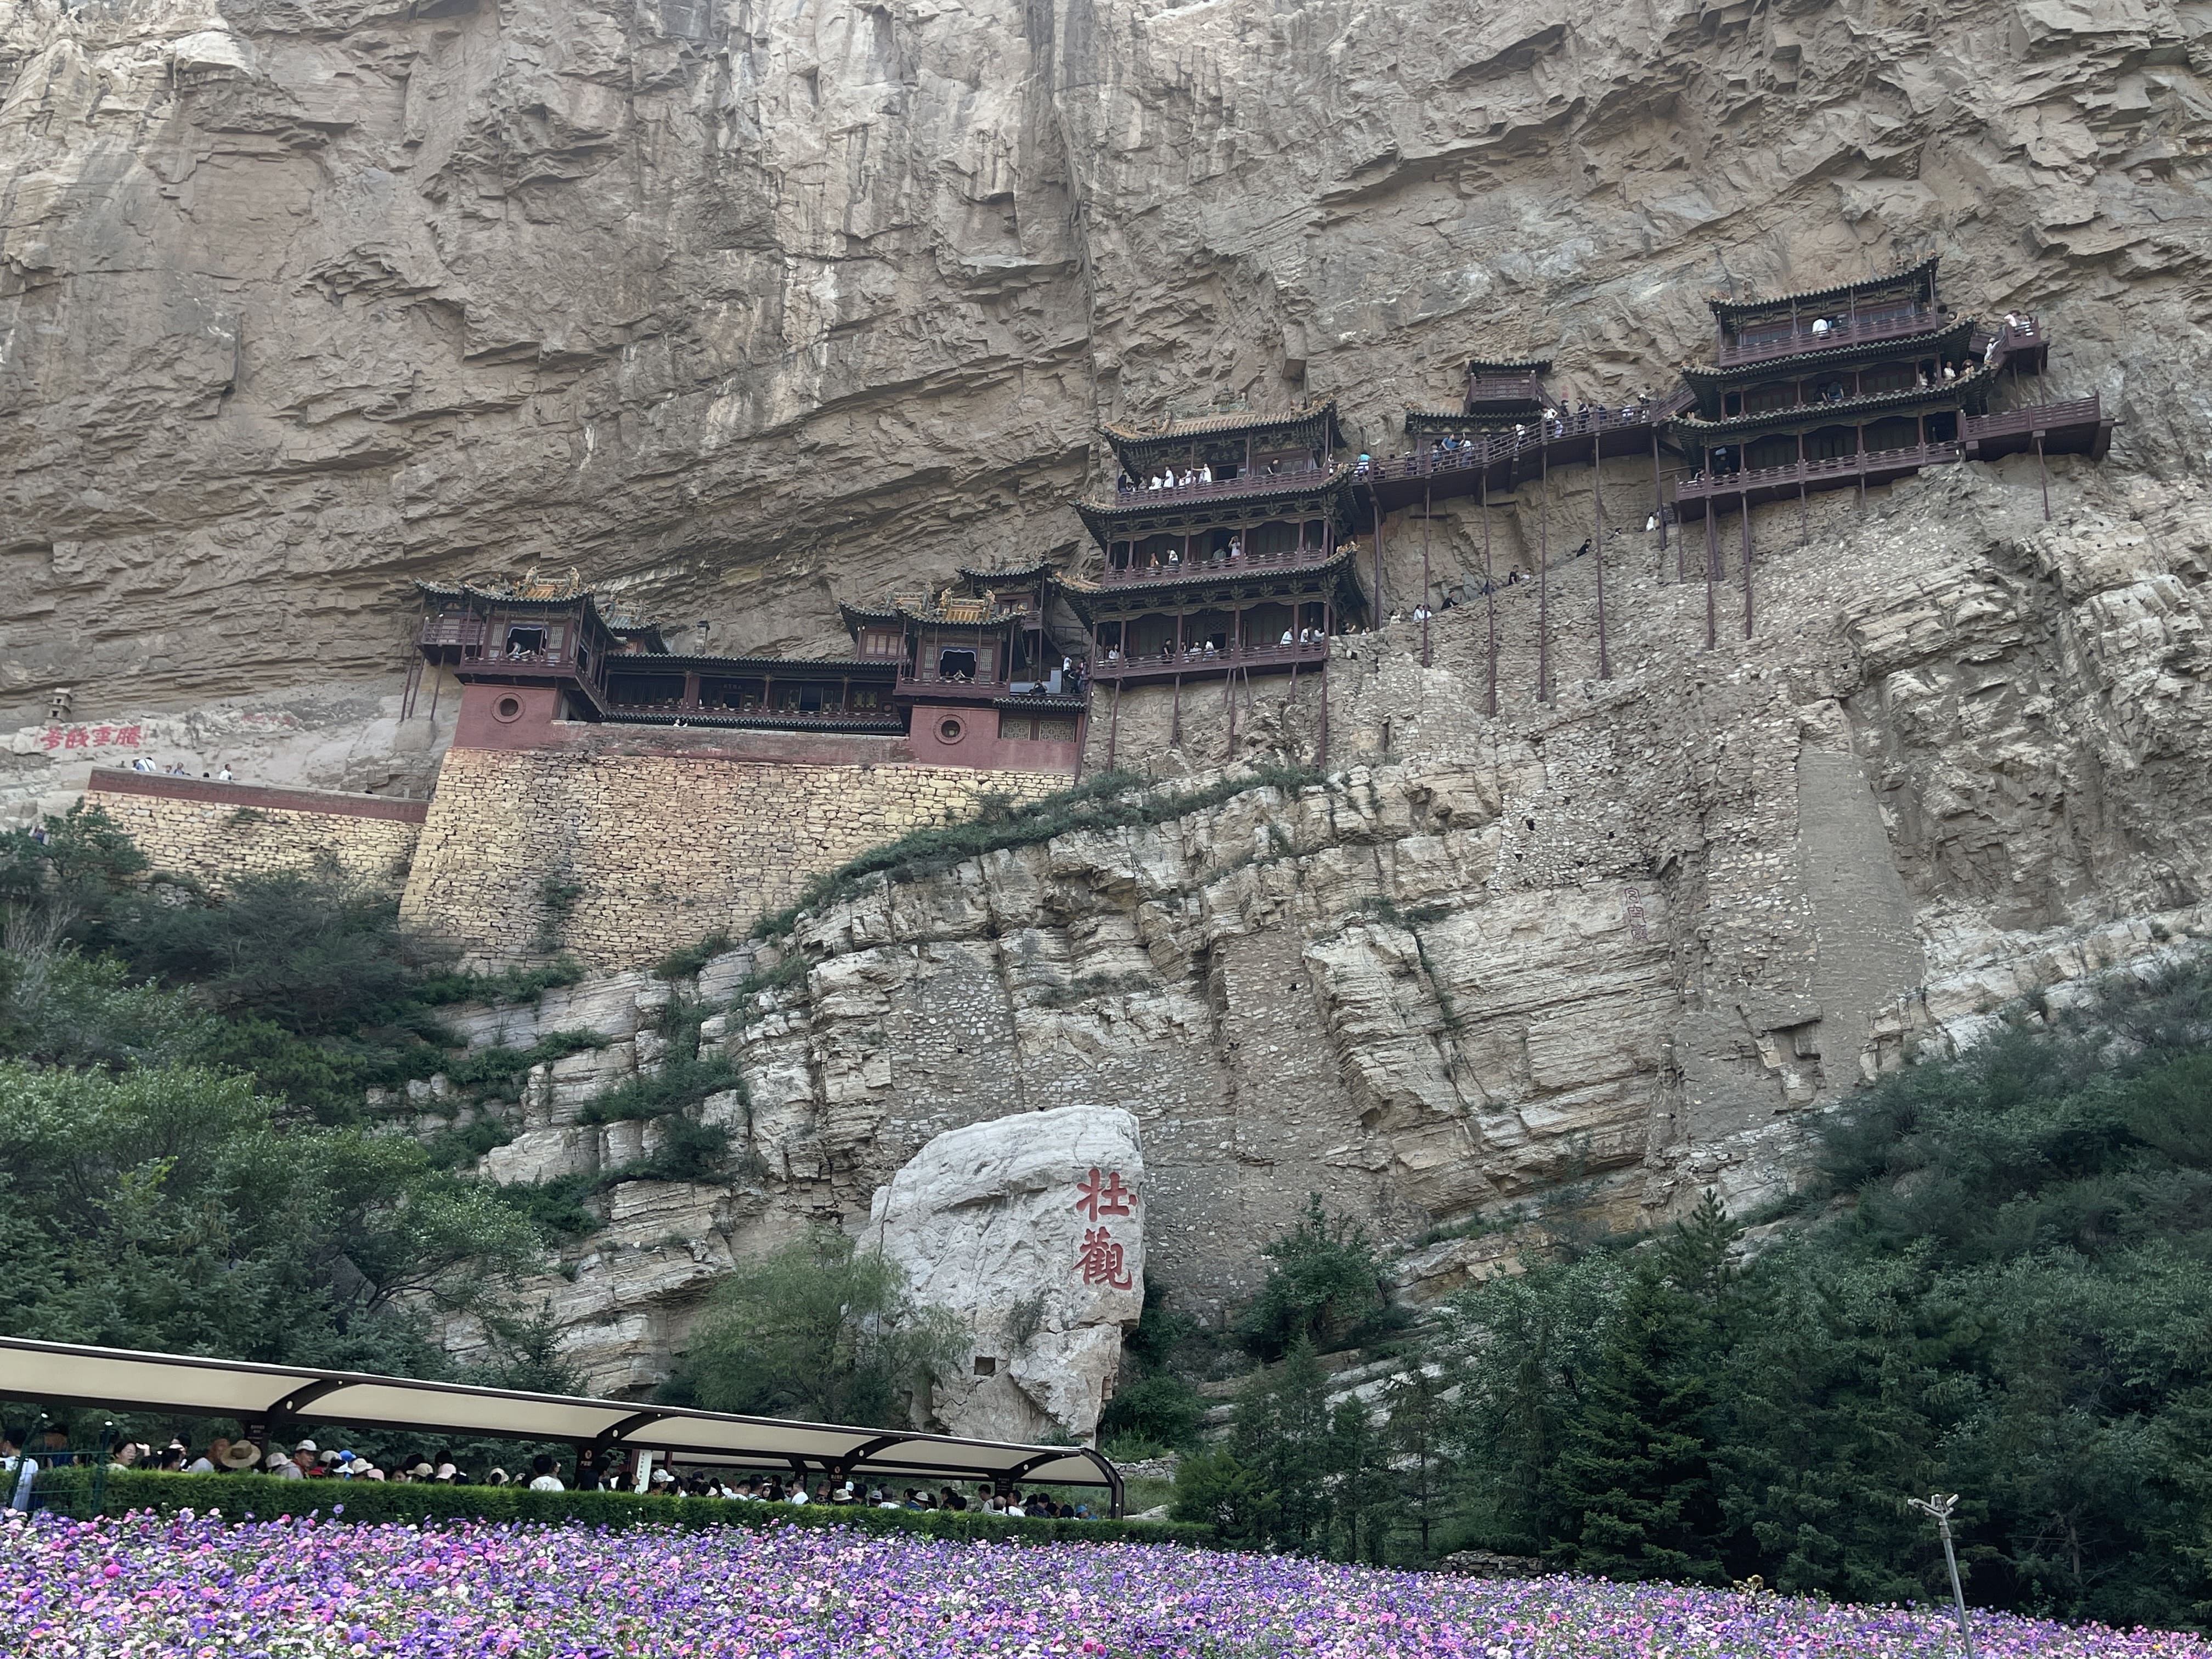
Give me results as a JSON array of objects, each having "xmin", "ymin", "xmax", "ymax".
[{"xmin": 0, "ymin": 1337, "xmax": 1125, "ymax": 1515}]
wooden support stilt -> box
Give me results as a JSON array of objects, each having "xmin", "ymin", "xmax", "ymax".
[
  {"xmin": 2036, "ymin": 432, "xmax": 2051, "ymax": 521},
  {"xmin": 1370, "ymin": 499, "xmax": 1385, "ymax": 622},
  {"xmin": 1481, "ymin": 470, "xmax": 1497, "ymax": 718},
  {"xmin": 1538, "ymin": 439, "xmax": 1550, "ymax": 703},
  {"xmin": 1651, "ymin": 427, "xmax": 1667, "ymax": 559},
  {"xmin": 1170, "ymin": 674, "xmax": 1182, "ymax": 747},
  {"xmin": 1740, "ymin": 488, "xmax": 1754, "ymax": 640},
  {"xmin": 1420, "ymin": 483, "xmax": 1432, "ymax": 669},
  {"xmin": 1703, "ymin": 504, "xmax": 1717, "ymax": 652},
  {"xmin": 1593, "ymin": 433, "xmax": 1610, "ymax": 680},
  {"xmin": 1797, "ymin": 431, "xmax": 1809, "ymax": 546}
]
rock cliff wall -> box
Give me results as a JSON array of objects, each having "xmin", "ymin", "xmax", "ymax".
[
  {"xmin": 7, "ymin": 0, "xmax": 2212, "ymax": 1400},
  {"xmin": 414, "ymin": 454, "xmax": 2212, "ymax": 1391},
  {"xmin": 4, "ymin": 0, "xmax": 2204, "ymax": 731}
]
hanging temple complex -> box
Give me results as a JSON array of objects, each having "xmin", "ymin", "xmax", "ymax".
[{"xmin": 88, "ymin": 259, "xmax": 2114, "ymax": 967}]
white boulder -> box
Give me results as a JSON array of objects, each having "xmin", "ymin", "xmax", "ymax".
[{"xmin": 866, "ymin": 1105, "xmax": 1144, "ymax": 1445}]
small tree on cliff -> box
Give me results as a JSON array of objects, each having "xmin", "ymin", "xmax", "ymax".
[
  {"xmin": 676, "ymin": 1229, "xmax": 963, "ymax": 1427},
  {"xmin": 1237, "ymin": 1193, "xmax": 1389, "ymax": 1359}
]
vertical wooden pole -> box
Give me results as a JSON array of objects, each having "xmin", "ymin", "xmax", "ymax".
[
  {"xmin": 1538, "ymin": 439, "xmax": 1550, "ymax": 703},
  {"xmin": 1703, "ymin": 501, "xmax": 1718, "ymax": 652},
  {"xmin": 1857, "ymin": 424, "xmax": 1867, "ymax": 513},
  {"xmin": 2036, "ymin": 432, "xmax": 2050, "ymax": 521},
  {"xmin": 1420, "ymin": 483, "xmax": 1432, "ymax": 668},
  {"xmin": 1107, "ymin": 679, "xmax": 1121, "ymax": 770},
  {"xmin": 1370, "ymin": 499, "xmax": 1385, "ymax": 622},
  {"xmin": 1593, "ymin": 433, "xmax": 1610, "ymax": 680},
  {"xmin": 1318, "ymin": 595, "xmax": 1332, "ymax": 770},
  {"xmin": 1740, "ymin": 486, "xmax": 1754, "ymax": 640},
  {"xmin": 1797, "ymin": 431, "xmax": 1808, "ymax": 545},
  {"xmin": 1652, "ymin": 426, "xmax": 1668, "ymax": 562},
  {"xmin": 1481, "ymin": 470, "xmax": 1496, "ymax": 718}
]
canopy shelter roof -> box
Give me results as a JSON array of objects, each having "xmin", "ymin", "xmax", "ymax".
[
  {"xmin": 1707, "ymin": 254, "xmax": 1940, "ymax": 328},
  {"xmin": 1101, "ymin": 397, "xmax": 1340, "ymax": 473},
  {"xmin": 0, "ymin": 1338, "xmax": 1124, "ymax": 1511}
]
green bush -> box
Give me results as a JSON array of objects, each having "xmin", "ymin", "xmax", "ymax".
[
  {"xmin": 751, "ymin": 764, "xmax": 1322, "ymax": 940},
  {"xmin": 35, "ymin": 1468, "xmax": 1207, "ymax": 1545},
  {"xmin": 1235, "ymin": 1193, "xmax": 1389, "ymax": 1359}
]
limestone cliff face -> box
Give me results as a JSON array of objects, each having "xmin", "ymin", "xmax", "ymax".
[
  {"xmin": 3, "ymin": 0, "xmax": 2203, "ymax": 733},
  {"xmin": 420, "ymin": 458, "xmax": 2212, "ymax": 1391},
  {"xmin": 8, "ymin": 0, "xmax": 2212, "ymax": 1394}
]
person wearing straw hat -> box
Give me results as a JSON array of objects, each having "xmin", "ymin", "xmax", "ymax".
[{"xmin": 219, "ymin": 1440, "xmax": 264, "ymax": 1472}]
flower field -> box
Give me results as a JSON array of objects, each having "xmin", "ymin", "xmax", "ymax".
[{"xmin": 5, "ymin": 1509, "xmax": 2206, "ymax": 1659}]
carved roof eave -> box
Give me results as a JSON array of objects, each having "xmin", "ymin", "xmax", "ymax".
[
  {"xmin": 1668, "ymin": 365, "xmax": 1995, "ymax": 438},
  {"xmin": 1074, "ymin": 465, "xmax": 1355, "ymax": 539},
  {"xmin": 1049, "ymin": 550, "xmax": 1358, "ymax": 616},
  {"xmin": 1679, "ymin": 317, "xmax": 1975, "ymax": 387},
  {"xmin": 1101, "ymin": 398, "xmax": 1339, "ymax": 464},
  {"xmin": 837, "ymin": 600, "xmax": 905, "ymax": 630},
  {"xmin": 955, "ymin": 560, "xmax": 1055, "ymax": 586},
  {"xmin": 414, "ymin": 578, "xmax": 595, "ymax": 612},
  {"xmin": 990, "ymin": 693, "xmax": 1088, "ymax": 713},
  {"xmin": 1466, "ymin": 357, "xmax": 1553, "ymax": 374},
  {"xmin": 897, "ymin": 604, "xmax": 1022, "ymax": 628},
  {"xmin": 1707, "ymin": 253, "xmax": 1941, "ymax": 324}
]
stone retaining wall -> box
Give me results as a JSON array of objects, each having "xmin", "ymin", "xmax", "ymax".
[
  {"xmin": 399, "ymin": 746, "xmax": 1071, "ymax": 968},
  {"xmin": 86, "ymin": 770, "xmax": 426, "ymax": 891}
]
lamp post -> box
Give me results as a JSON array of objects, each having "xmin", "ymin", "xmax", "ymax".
[{"xmin": 1908, "ymin": 1492, "xmax": 1976, "ymax": 1659}]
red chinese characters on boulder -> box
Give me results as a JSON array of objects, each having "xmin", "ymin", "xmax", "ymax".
[
  {"xmin": 1073, "ymin": 1167, "xmax": 1138, "ymax": 1290},
  {"xmin": 1073, "ymin": 1167, "xmax": 1134, "ymax": 1222},
  {"xmin": 1078, "ymin": 1226, "xmax": 1133, "ymax": 1290}
]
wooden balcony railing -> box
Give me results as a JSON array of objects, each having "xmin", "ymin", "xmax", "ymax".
[
  {"xmin": 1361, "ymin": 400, "xmax": 1669, "ymax": 487},
  {"xmin": 420, "ymin": 615, "xmax": 487, "ymax": 650},
  {"xmin": 1673, "ymin": 442, "xmax": 1956, "ymax": 501},
  {"xmin": 1100, "ymin": 542, "xmax": 1338, "ymax": 585},
  {"xmin": 1113, "ymin": 460, "xmax": 1331, "ymax": 504},
  {"xmin": 1959, "ymin": 395, "xmax": 2095, "ymax": 445},
  {"xmin": 1718, "ymin": 307, "xmax": 1949, "ymax": 368},
  {"xmin": 1090, "ymin": 637, "xmax": 1328, "ymax": 679}
]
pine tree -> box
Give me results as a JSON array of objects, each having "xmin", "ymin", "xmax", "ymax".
[
  {"xmin": 1228, "ymin": 1336, "xmax": 1337, "ymax": 1551},
  {"xmin": 1551, "ymin": 1264, "xmax": 1728, "ymax": 1583}
]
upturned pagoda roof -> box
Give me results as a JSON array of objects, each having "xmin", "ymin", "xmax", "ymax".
[
  {"xmin": 837, "ymin": 599, "xmax": 906, "ymax": 630},
  {"xmin": 415, "ymin": 573, "xmax": 665, "ymax": 646},
  {"xmin": 956, "ymin": 558, "xmax": 1056, "ymax": 586},
  {"xmin": 1679, "ymin": 315, "xmax": 1974, "ymax": 388},
  {"xmin": 1672, "ymin": 363, "xmax": 1995, "ymax": 439},
  {"xmin": 1467, "ymin": 357, "xmax": 1553, "ymax": 374},
  {"xmin": 1707, "ymin": 254, "xmax": 1940, "ymax": 326},
  {"xmin": 1101, "ymin": 397, "xmax": 1340, "ymax": 470}
]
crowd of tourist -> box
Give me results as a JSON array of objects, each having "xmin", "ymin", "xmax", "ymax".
[
  {"xmin": 124, "ymin": 756, "xmax": 234, "ymax": 780},
  {"xmin": 1, "ymin": 1426, "xmax": 1098, "ymax": 1519}
]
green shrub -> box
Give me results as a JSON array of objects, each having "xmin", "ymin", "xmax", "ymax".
[
  {"xmin": 751, "ymin": 764, "xmax": 1323, "ymax": 940},
  {"xmin": 654, "ymin": 932, "xmax": 733, "ymax": 982},
  {"xmin": 35, "ymin": 1468, "xmax": 1205, "ymax": 1544},
  {"xmin": 1235, "ymin": 1193, "xmax": 1389, "ymax": 1359}
]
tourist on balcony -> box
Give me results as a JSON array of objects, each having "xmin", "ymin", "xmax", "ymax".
[
  {"xmin": 1227, "ymin": 535, "xmax": 1243, "ymax": 560},
  {"xmin": 1943, "ymin": 362, "xmax": 1957, "ymax": 382},
  {"xmin": 1199, "ymin": 464, "xmax": 1213, "ymax": 483},
  {"xmin": 1811, "ymin": 317, "xmax": 1831, "ymax": 337}
]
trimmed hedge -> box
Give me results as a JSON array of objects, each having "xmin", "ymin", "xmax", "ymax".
[{"xmin": 34, "ymin": 1468, "xmax": 1210, "ymax": 1549}]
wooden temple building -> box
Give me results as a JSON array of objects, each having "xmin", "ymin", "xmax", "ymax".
[
  {"xmin": 407, "ymin": 562, "xmax": 1087, "ymax": 772},
  {"xmin": 403, "ymin": 256, "xmax": 2114, "ymax": 768},
  {"xmin": 1060, "ymin": 401, "xmax": 1368, "ymax": 766}
]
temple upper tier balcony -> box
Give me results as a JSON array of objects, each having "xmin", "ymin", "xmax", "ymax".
[
  {"xmin": 1088, "ymin": 635, "xmax": 1328, "ymax": 682},
  {"xmin": 1112, "ymin": 458, "xmax": 1334, "ymax": 504},
  {"xmin": 1717, "ymin": 304, "xmax": 1955, "ymax": 368},
  {"xmin": 1098, "ymin": 540, "xmax": 1339, "ymax": 586}
]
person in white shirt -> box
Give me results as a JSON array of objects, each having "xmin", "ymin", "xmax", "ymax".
[
  {"xmin": 527, "ymin": 1454, "xmax": 565, "ymax": 1491},
  {"xmin": 1, "ymin": 1426, "xmax": 35, "ymax": 1513}
]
